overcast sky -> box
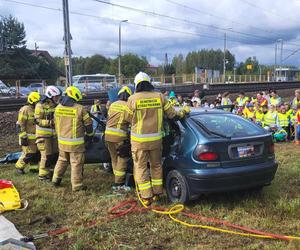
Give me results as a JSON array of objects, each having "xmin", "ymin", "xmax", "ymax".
[{"xmin": 1, "ymin": 0, "xmax": 300, "ymax": 66}]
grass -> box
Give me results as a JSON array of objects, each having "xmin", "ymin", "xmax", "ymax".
[{"xmin": 1, "ymin": 143, "xmax": 300, "ymax": 249}]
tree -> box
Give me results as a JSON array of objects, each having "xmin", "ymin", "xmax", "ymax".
[
  {"xmin": 84, "ymin": 54, "xmax": 110, "ymax": 74},
  {"xmin": 109, "ymin": 53, "xmax": 148, "ymax": 77},
  {"xmin": 0, "ymin": 15, "xmax": 26, "ymax": 49}
]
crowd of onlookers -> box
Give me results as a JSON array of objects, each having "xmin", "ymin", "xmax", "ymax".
[{"xmin": 163, "ymin": 89, "xmax": 300, "ymax": 143}]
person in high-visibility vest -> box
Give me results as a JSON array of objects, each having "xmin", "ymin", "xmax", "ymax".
[
  {"xmin": 256, "ymin": 92, "xmax": 268, "ymax": 107},
  {"xmin": 295, "ymin": 104, "xmax": 300, "ymax": 145},
  {"xmin": 254, "ymin": 105, "xmax": 265, "ymax": 127},
  {"xmin": 35, "ymin": 86, "xmax": 62, "ymax": 181},
  {"xmin": 269, "ymin": 90, "xmax": 282, "ymax": 107},
  {"xmin": 90, "ymin": 99, "xmax": 104, "ymax": 131},
  {"xmin": 243, "ymin": 103, "xmax": 255, "ymax": 121},
  {"xmin": 264, "ymin": 104, "xmax": 278, "ymax": 130},
  {"xmin": 276, "ymin": 105, "xmax": 290, "ymax": 139},
  {"xmin": 124, "ymin": 72, "xmax": 190, "ymax": 205},
  {"xmin": 291, "ymin": 89, "xmax": 300, "ymax": 110},
  {"xmin": 52, "ymin": 86, "xmax": 93, "ymax": 191},
  {"xmin": 235, "ymin": 91, "xmax": 249, "ymax": 107},
  {"xmin": 105, "ymin": 86, "xmax": 132, "ymax": 191},
  {"xmin": 16, "ymin": 92, "xmax": 41, "ymax": 174}
]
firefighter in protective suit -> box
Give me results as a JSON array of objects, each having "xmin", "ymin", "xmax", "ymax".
[
  {"xmin": 105, "ymin": 86, "xmax": 132, "ymax": 191},
  {"xmin": 16, "ymin": 92, "xmax": 41, "ymax": 174},
  {"xmin": 125, "ymin": 72, "xmax": 190, "ymax": 205},
  {"xmin": 35, "ymin": 86, "xmax": 62, "ymax": 181},
  {"xmin": 52, "ymin": 86, "xmax": 93, "ymax": 191}
]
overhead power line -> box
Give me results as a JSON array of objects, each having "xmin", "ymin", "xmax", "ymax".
[
  {"xmin": 92, "ymin": 0, "xmax": 300, "ymax": 47},
  {"xmin": 1, "ymin": 0, "xmax": 297, "ymax": 54},
  {"xmin": 164, "ymin": 0, "xmax": 284, "ymax": 38}
]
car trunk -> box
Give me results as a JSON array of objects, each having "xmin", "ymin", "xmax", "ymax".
[{"xmin": 205, "ymin": 135, "xmax": 274, "ymax": 167}]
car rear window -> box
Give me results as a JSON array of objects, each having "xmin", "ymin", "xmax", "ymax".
[{"xmin": 192, "ymin": 113, "xmax": 265, "ymax": 138}]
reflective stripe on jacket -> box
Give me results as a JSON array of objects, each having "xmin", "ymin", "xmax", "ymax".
[
  {"xmin": 55, "ymin": 103, "xmax": 93, "ymax": 152},
  {"xmin": 105, "ymin": 100, "xmax": 130, "ymax": 142},
  {"xmin": 17, "ymin": 104, "xmax": 36, "ymax": 140},
  {"xmin": 125, "ymin": 91, "xmax": 184, "ymax": 150},
  {"xmin": 34, "ymin": 100, "xmax": 56, "ymax": 138}
]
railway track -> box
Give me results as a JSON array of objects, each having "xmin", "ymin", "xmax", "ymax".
[{"xmin": 0, "ymin": 81, "xmax": 299, "ymax": 112}]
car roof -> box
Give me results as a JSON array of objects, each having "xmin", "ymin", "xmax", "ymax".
[{"xmin": 175, "ymin": 107, "xmax": 228, "ymax": 116}]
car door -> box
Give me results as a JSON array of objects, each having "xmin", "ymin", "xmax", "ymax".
[{"xmin": 84, "ymin": 116, "xmax": 111, "ymax": 164}]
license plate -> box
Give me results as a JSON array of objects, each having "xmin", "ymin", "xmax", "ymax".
[{"xmin": 237, "ymin": 145, "xmax": 254, "ymax": 158}]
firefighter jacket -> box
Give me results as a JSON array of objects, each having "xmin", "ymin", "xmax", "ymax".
[
  {"xmin": 105, "ymin": 100, "xmax": 130, "ymax": 143},
  {"xmin": 125, "ymin": 91, "xmax": 185, "ymax": 150},
  {"xmin": 35, "ymin": 98, "xmax": 56, "ymax": 138},
  {"xmin": 264, "ymin": 111, "xmax": 277, "ymax": 126},
  {"xmin": 277, "ymin": 113, "xmax": 290, "ymax": 127},
  {"xmin": 54, "ymin": 97, "xmax": 93, "ymax": 153},
  {"xmin": 17, "ymin": 104, "xmax": 36, "ymax": 141}
]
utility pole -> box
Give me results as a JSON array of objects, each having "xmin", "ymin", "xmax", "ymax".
[
  {"xmin": 118, "ymin": 19, "xmax": 128, "ymax": 85},
  {"xmin": 223, "ymin": 33, "xmax": 227, "ymax": 83},
  {"xmin": 34, "ymin": 42, "xmax": 39, "ymax": 56},
  {"xmin": 62, "ymin": 0, "xmax": 73, "ymax": 87},
  {"xmin": 280, "ymin": 39, "xmax": 283, "ymax": 78},
  {"xmin": 274, "ymin": 41, "xmax": 277, "ymax": 81}
]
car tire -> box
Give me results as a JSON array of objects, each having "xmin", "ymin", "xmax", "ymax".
[{"xmin": 166, "ymin": 170, "xmax": 190, "ymax": 204}]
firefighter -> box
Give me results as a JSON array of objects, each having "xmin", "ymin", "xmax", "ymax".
[
  {"xmin": 52, "ymin": 86, "xmax": 93, "ymax": 191},
  {"xmin": 105, "ymin": 86, "xmax": 132, "ymax": 191},
  {"xmin": 35, "ymin": 86, "xmax": 62, "ymax": 181},
  {"xmin": 16, "ymin": 92, "xmax": 41, "ymax": 174},
  {"xmin": 125, "ymin": 72, "xmax": 190, "ymax": 205}
]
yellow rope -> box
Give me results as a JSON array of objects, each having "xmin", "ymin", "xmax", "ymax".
[{"xmin": 135, "ymin": 182, "xmax": 300, "ymax": 241}]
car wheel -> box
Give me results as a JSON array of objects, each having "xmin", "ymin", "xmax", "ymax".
[{"xmin": 166, "ymin": 170, "xmax": 190, "ymax": 204}]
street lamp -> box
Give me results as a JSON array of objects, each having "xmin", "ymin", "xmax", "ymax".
[{"xmin": 118, "ymin": 19, "xmax": 128, "ymax": 85}]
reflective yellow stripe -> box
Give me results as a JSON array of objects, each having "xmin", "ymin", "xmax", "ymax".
[
  {"xmin": 117, "ymin": 113, "xmax": 124, "ymax": 130},
  {"xmin": 151, "ymin": 179, "xmax": 163, "ymax": 186},
  {"xmin": 36, "ymin": 126, "xmax": 54, "ymax": 135},
  {"xmin": 163, "ymin": 101, "xmax": 172, "ymax": 111},
  {"xmin": 138, "ymin": 182, "xmax": 151, "ymax": 191},
  {"xmin": 105, "ymin": 130, "xmax": 127, "ymax": 137},
  {"xmin": 83, "ymin": 113, "xmax": 90, "ymax": 121},
  {"xmin": 105, "ymin": 127, "xmax": 127, "ymax": 137},
  {"xmin": 86, "ymin": 132, "xmax": 94, "ymax": 136},
  {"xmin": 27, "ymin": 134, "xmax": 36, "ymax": 140},
  {"xmin": 114, "ymin": 170, "xmax": 126, "ymax": 177},
  {"xmin": 58, "ymin": 137, "xmax": 84, "ymax": 146},
  {"xmin": 137, "ymin": 110, "xmax": 142, "ymax": 134},
  {"xmin": 72, "ymin": 118, "xmax": 76, "ymax": 138},
  {"xmin": 157, "ymin": 109, "xmax": 163, "ymax": 132},
  {"xmin": 131, "ymin": 133, "xmax": 163, "ymax": 142},
  {"xmin": 19, "ymin": 132, "xmax": 27, "ymax": 137}
]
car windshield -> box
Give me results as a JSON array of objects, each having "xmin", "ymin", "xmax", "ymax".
[{"xmin": 192, "ymin": 113, "xmax": 264, "ymax": 138}]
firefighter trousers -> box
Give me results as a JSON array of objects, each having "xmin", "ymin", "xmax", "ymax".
[
  {"xmin": 132, "ymin": 148, "xmax": 163, "ymax": 199},
  {"xmin": 106, "ymin": 141, "xmax": 128, "ymax": 184},
  {"xmin": 15, "ymin": 142, "xmax": 39, "ymax": 170},
  {"xmin": 37, "ymin": 137, "xmax": 58, "ymax": 177},
  {"xmin": 52, "ymin": 151, "xmax": 85, "ymax": 191}
]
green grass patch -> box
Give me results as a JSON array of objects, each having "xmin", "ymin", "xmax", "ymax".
[{"xmin": 1, "ymin": 143, "xmax": 300, "ymax": 249}]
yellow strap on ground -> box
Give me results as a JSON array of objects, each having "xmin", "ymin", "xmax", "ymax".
[{"xmin": 135, "ymin": 181, "xmax": 300, "ymax": 241}]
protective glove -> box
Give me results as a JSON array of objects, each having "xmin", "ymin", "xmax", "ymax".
[{"xmin": 19, "ymin": 135, "xmax": 29, "ymax": 146}]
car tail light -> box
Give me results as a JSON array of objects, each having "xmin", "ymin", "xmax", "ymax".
[
  {"xmin": 269, "ymin": 143, "xmax": 275, "ymax": 154},
  {"xmin": 198, "ymin": 152, "xmax": 219, "ymax": 161}
]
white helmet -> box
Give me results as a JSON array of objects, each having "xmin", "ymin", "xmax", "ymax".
[
  {"xmin": 134, "ymin": 72, "xmax": 151, "ymax": 87},
  {"xmin": 45, "ymin": 86, "xmax": 61, "ymax": 99}
]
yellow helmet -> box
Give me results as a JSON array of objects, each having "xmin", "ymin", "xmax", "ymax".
[
  {"xmin": 27, "ymin": 92, "xmax": 41, "ymax": 104},
  {"xmin": 134, "ymin": 72, "xmax": 151, "ymax": 88},
  {"xmin": 118, "ymin": 86, "xmax": 132, "ymax": 96},
  {"xmin": 66, "ymin": 86, "xmax": 82, "ymax": 101}
]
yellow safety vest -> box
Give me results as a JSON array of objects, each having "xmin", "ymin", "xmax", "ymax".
[
  {"xmin": 255, "ymin": 111, "xmax": 264, "ymax": 123},
  {"xmin": 277, "ymin": 113, "xmax": 289, "ymax": 127},
  {"xmin": 264, "ymin": 111, "xmax": 277, "ymax": 126}
]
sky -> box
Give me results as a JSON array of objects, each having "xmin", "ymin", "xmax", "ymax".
[{"xmin": 1, "ymin": 0, "xmax": 300, "ymax": 66}]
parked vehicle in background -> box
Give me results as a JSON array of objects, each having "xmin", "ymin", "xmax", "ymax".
[
  {"xmin": 27, "ymin": 82, "xmax": 45, "ymax": 94},
  {"xmin": 72, "ymin": 74, "xmax": 117, "ymax": 93},
  {"xmin": 0, "ymin": 80, "xmax": 15, "ymax": 96}
]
